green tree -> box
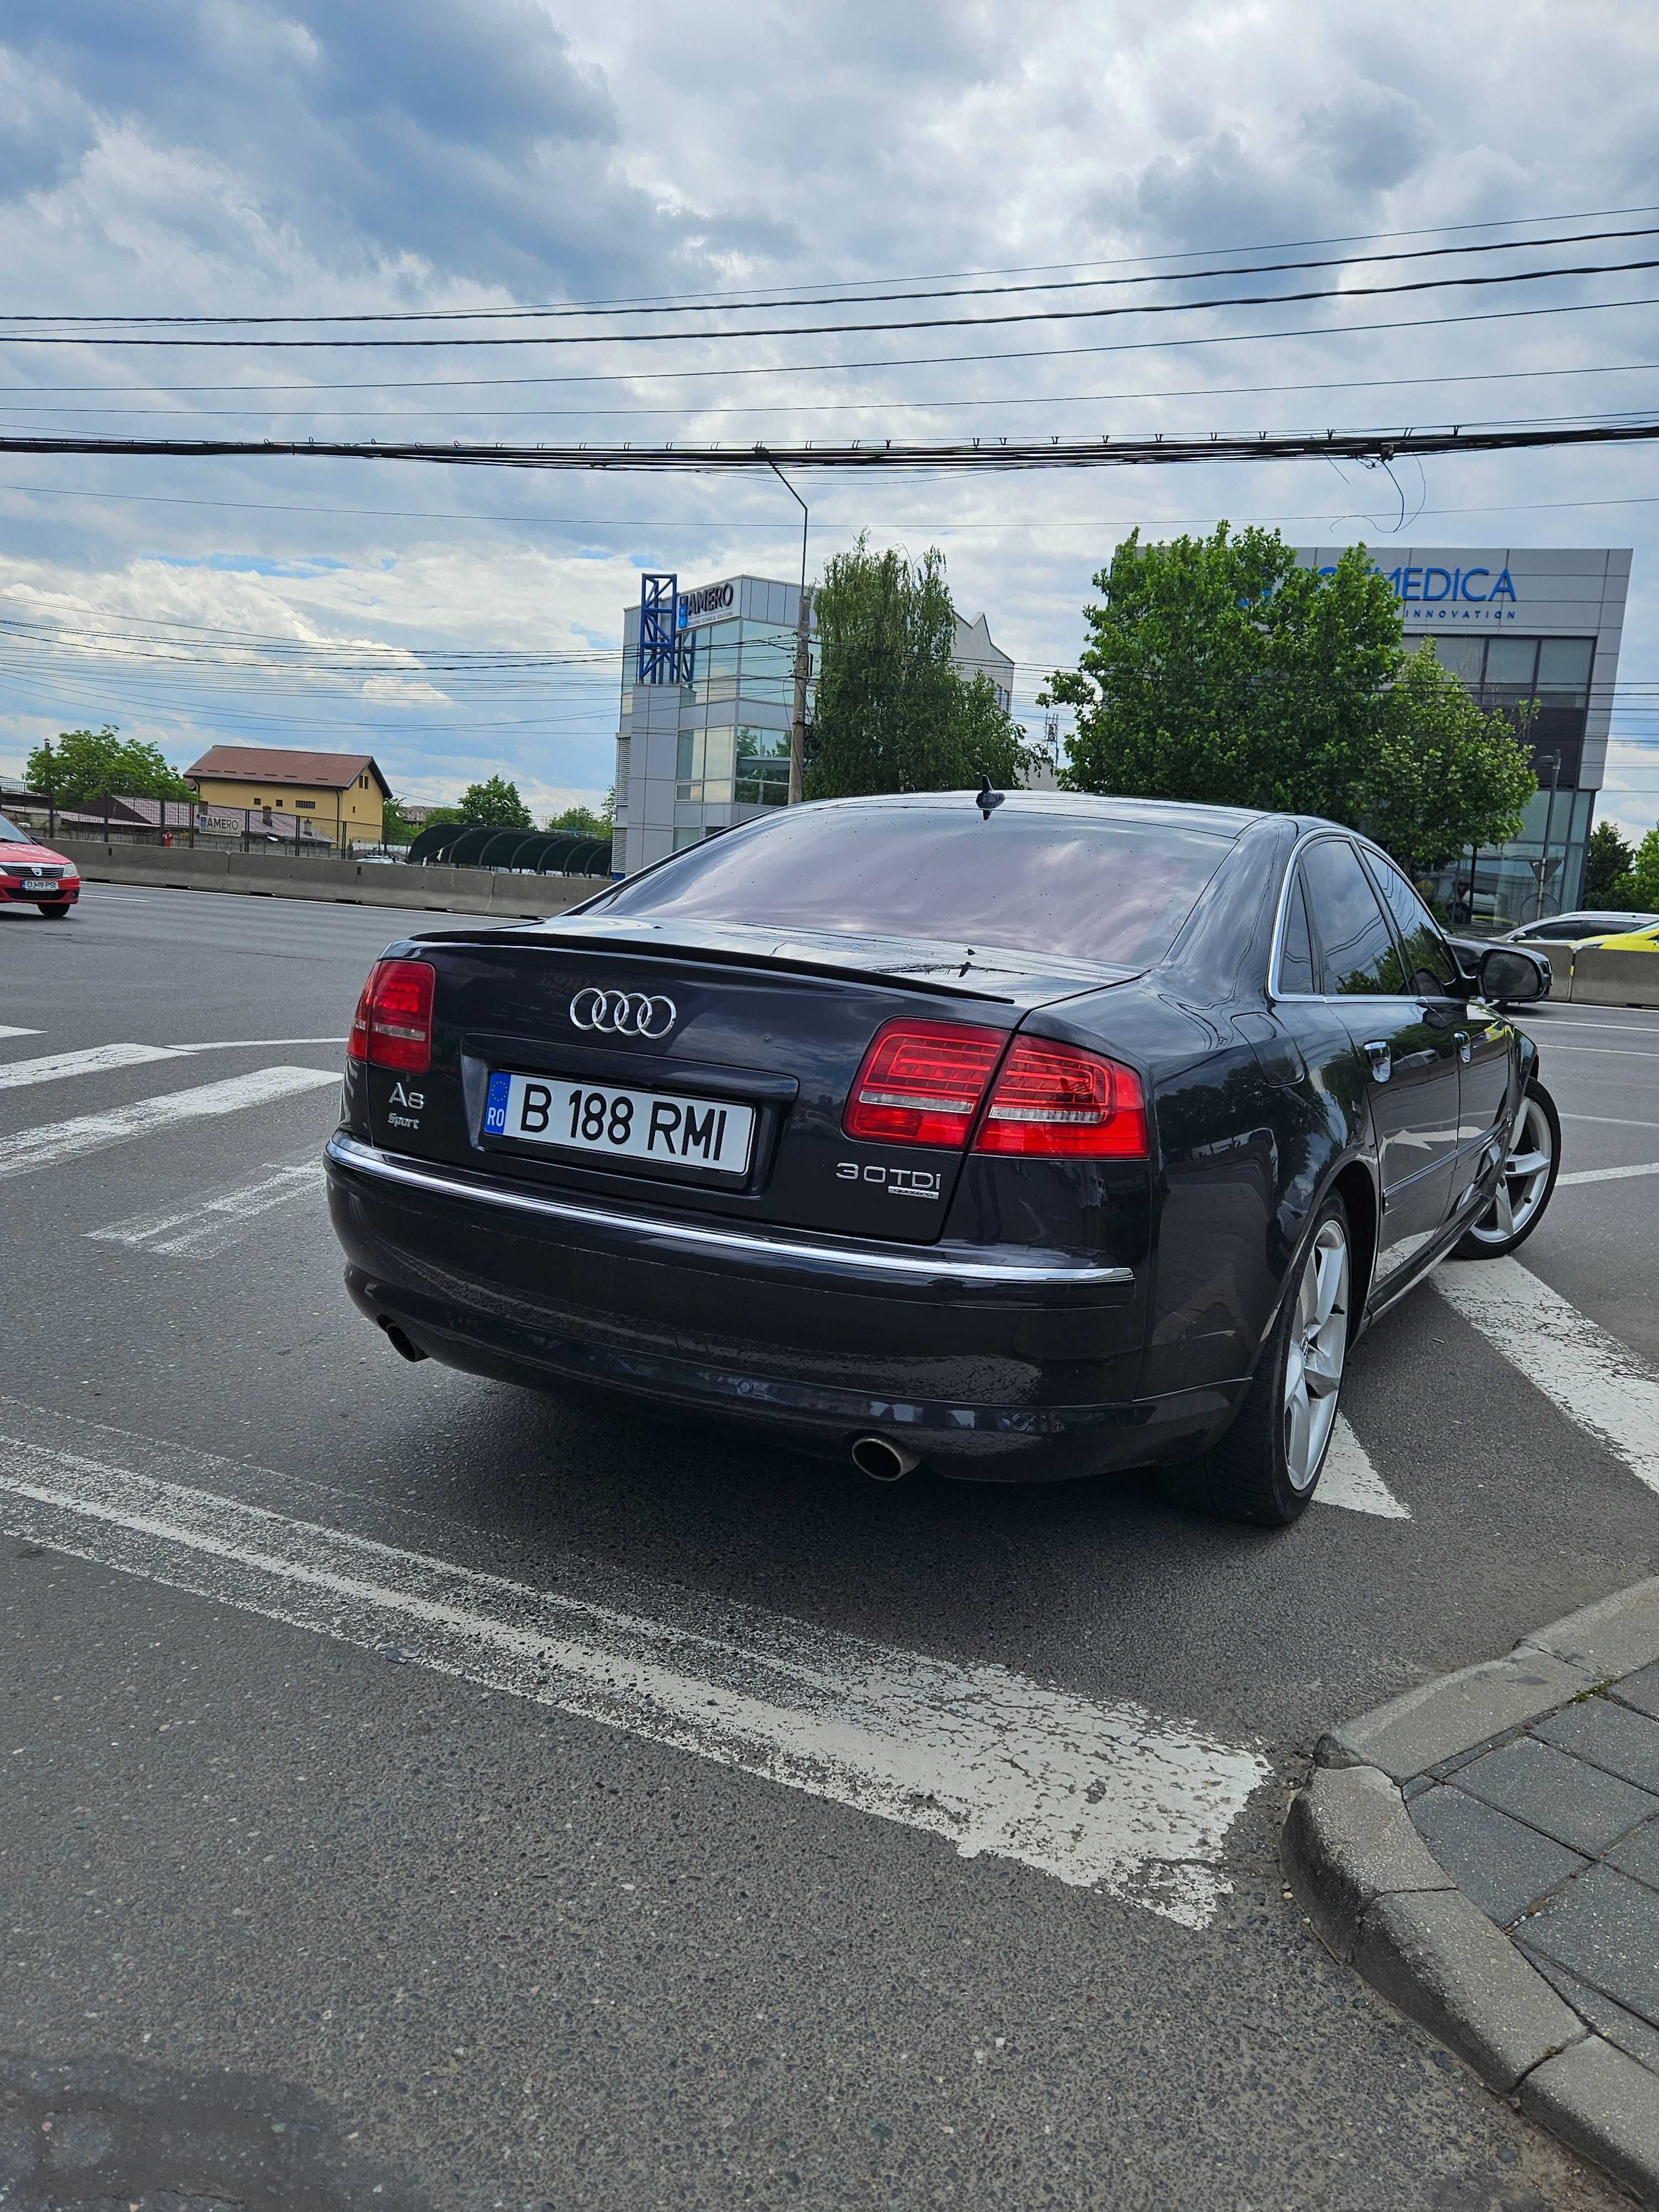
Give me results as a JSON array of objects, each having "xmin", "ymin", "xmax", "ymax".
[
  {"xmin": 1631, "ymin": 826, "xmax": 1659, "ymax": 912},
  {"xmin": 456, "ymin": 775, "xmax": 532, "ymax": 827},
  {"xmin": 25, "ymin": 726, "xmax": 192, "ymax": 807},
  {"xmin": 380, "ymin": 794, "xmax": 416, "ymax": 844},
  {"xmin": 1043, "ymin": 528, "xmax": 1402, "ymax": 819},
  {"xmin": 1354, "ymin": 645, "xmax": 1537, "ymax": 874},
  {"xmin": 1584, "ymin": 818, "xmax": 1635, "ymax": 905},
  {"xmin": 804, "ymin": 538, "xmax": 1034, "ymax": 800},
  {"xmin": 545, "ymin": 801, "xmax": 611, "ymax": 838}
]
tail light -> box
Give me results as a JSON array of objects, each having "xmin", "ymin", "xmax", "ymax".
[
  {"xmin": 976, "ymin": 1038, "xmax": 1147, "ymax": 1158},
  {"xmin": 843, "ymin": 1019, "xmax": 1147, "ymax": 1159},
  {"xmin": 348, "ymin": 958, "xmax": 435, "ymax": 1072},
  {"xmin": 843, "ymin": 1020, "xmax": 1006, "ymax": 1146}
]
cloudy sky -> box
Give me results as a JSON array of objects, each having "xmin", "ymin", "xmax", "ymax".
[{"xmin": 2, "ymin": 0, "xmax": 1658, "ymax": 841}]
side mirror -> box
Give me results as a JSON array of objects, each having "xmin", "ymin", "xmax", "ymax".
[{"xmin": 1477, "ymin": 945, "xmax": 1549, "ymax": 1005}]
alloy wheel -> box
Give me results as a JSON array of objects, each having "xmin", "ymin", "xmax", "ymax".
[
  {"xmin": 1284, "ymin": 1220, "xmax": 1349, "ymax": 1493},
  {"xmin": 1467, "ymin": 1092, "xmax": 1555, "ymax": 1250}
]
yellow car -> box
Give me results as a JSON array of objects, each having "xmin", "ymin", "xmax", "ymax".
[{"xmin": 1585, "ymin": 918, "xmax": 1659, "ymax": 951}]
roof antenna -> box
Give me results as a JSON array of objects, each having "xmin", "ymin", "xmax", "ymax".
[{"xmin": 974, "ymin": 773, "xmax": 1005, "ymax": 822}]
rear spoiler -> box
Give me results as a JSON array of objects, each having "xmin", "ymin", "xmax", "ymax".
[{"xmin": 405, "ymin": 921, "xmax": 1135, "ymax": 1009}]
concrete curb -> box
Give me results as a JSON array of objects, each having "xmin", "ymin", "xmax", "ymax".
[{"xmin": 1284, "ymin": 1577, "xmax": 1659, "ymax": 2206}]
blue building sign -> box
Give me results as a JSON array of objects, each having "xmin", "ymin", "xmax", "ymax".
[{"xmin": 1312, "ymin": 562, "xmax": 1520, "ymax": 620}]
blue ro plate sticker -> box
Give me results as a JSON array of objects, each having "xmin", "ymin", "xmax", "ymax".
[{"xmin": 483, "ymin": 1070, "xmax": 512, "ymax": 1136}]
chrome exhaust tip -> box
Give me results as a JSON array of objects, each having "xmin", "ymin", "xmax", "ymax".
[
  {"xmin": 850, "ymin": 1434, "xmax": 920, "ymax": 1483},
  {"xmin": 377, "ymin": 1316, "xmax": 429, "ymax": 1364}
]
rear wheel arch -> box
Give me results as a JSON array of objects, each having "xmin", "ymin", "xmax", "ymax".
[{"xmin": 1328, "ymin": 1161, "xmax": 1378, "ymax": 1332}]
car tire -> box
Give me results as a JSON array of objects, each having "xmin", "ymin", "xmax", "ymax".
[
  {"xmin": 1157, "ymin": 1192, "xmax": 1352, "ymax": 1527},
  {"xmin": 37, "ymin": 901, "xmax": 71, "ymax": 919},
  {"xmin": 1451, "ymin": 1077, "xmax": 1560, "ymax": 1261}
]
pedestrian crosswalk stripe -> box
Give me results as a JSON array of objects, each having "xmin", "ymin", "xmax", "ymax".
[
  {"xmin": 88, "ymin": 1155, "xmax": 323, "ymax": 1255},
  {"xmin": 0, "ymin": 1066, "xmax": 339, "ymax": 1181},
  {"xmin": 1319, "ymin": 1418, "xmax": 1410, "ymax": 1518},
  {"xmin": 0, "ymin": 1412, "xmax": 1270, "ymax": 1926},
  {"xmin": 0, "ymin": 1042, "xmax": 181, "ymax": 1092},
  {"xmin": 0, "ymin": 1038, "xmax": 348, "ymax": 1094},
  {"xmin": 1437, "ymin": 1258, "xmax": 1659, "ymax": 1497}
]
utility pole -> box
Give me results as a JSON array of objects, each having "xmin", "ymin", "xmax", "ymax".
[{"xmin": 766, "ymin": 457, "xmax": 811, "ymax": 805}]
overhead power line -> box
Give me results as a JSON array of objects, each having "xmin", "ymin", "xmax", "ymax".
[
  {"xmin": 18, "ymin": 224, "xmax": 1659, "ymax": 330},
  {"xmin": 7, "ymin": 255, "xmax": 1659, "ymax": 349},
  {"xmin": 9, "ymin": 291, "xmax": 1659, "ymax": 395},
  {"xmin": 5, "ymin": 421, "xmax": 1659, "ymax": 471}
]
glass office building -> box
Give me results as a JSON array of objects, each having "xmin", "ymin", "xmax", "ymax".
[
  {"xmin": 612, "ymin": 573, "xmax": 1013, "ymax": 877},
  {"xmin": 1293, "ymin": 546, "xmax": 1630, "ymax": 926}
]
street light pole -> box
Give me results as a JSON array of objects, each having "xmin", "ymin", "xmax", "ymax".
[{"xmin": 766, "ymin": 457, "xmax": 811, "ymax": 806}]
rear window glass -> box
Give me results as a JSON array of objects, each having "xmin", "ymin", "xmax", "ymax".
[{"xmin": 599, "ymin": 806, "xmax": 1232, "ymax": 967}]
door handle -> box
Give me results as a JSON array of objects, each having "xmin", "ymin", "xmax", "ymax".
[
  {"xmin": 1364, "ymin": 1040, "xmax": 1392, "ymax": 1083},
  {"xmin": 1454, "ymin": 1030, "xmax": 1472, "ymax": 1064}
]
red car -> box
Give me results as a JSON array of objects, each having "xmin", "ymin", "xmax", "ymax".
[{"xmin": 0, "ymin": 812, "xmax": 81, "ymax": 916}]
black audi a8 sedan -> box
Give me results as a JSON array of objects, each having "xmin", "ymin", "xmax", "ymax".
[{"xmin": 324, "ymin": 791, "xmax": 1557, "ymax": 1524}]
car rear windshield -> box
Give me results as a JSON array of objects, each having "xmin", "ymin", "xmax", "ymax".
[
  {"xmin": 0, "ymin": 813, "xmax": 30, "ymax": 843},
  {"xmin": 600, "ymin": 806, "xmax": 1234, "ymax": 967}
]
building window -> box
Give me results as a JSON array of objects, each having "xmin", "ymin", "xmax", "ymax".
[
  {"xmin": 295, "ymin": 799, "xmax": 316, "ymax": 810},
  {"xmin": 735, "ymin": 725, "xmax": 790, "ymax": 806},
  {"xmin": 675, "ymin": 727, "xmax": 703, "ymax": 800}
]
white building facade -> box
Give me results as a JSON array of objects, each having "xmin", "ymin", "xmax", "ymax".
[
  {"xmin": 1293, "ymin": 545, "xmax": 1630, "ymax": 922},
  {"xmin": 611, "ymin": 573, "xmax": 1015, "ymax": 877}
]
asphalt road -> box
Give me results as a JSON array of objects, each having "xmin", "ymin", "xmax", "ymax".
[{"xmin": 4, "ymin": 881, "xmax": 1658, "ymax": 2211}]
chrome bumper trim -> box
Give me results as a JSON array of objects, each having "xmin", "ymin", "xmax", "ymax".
[{"xmin": 326, "ymin": 1133, "xmax": 1135, "ymax": 1290}]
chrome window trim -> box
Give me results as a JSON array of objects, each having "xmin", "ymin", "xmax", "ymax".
[
  {"xmin": 1266, "ymin": 828, "xmax": 1466, "ymax": 1007},
  {"xmin": 326, "ymin": 1133, "xmax": 1134, "ymax": 1288}
]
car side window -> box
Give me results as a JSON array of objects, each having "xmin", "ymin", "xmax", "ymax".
[
  {"xmin": 1301, "ymin": 838, "xmax": 1402, "ymax": 997},
  {"xmin": 1363, "ymin": 852, "xmax": 1460, "ymax": 996},
  {"xmin": 1276, "ymin": 867, "xmax": 1316, "ymax": 993}
]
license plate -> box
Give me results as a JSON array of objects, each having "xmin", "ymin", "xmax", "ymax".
[{"xmin": 483, "ymin": 1071, "xmax": 754, "ymax": 1176}]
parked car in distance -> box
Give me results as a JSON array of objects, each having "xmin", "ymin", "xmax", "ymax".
[
  {"xmin": 326, "ymin": 793, "xmax": 1556, "ymax": 1527},
  {"xmin": 0, "ymin": 810, "xmax": 80, "ymax": 916},
  {"xmin": 1504, "ymin": 910, "xmax": 1656, "ymax": 947},
  {"xmin": 1584, "ymin": 918, "xmax": 1659, "ymax": 951}
]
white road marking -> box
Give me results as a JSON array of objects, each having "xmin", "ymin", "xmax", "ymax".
[
  {"xmin": 1557, "ymin": 1161, "xmax": 1659, "ymax": 1188},
  {"xmin": 1535, "ymin": 1019, "xmax": 1659, "ymax": 1035},
  {"xmin": 1318, "ymin": 1418, "xmax": 1411, "ymax": 1519},
  {"xmin": 171, "ymin": 1037, "xmax": 348, "ymax": 1052},
  {"xmin": 0, "ymin": 1042, "xmax": 182, "ymax": 1092},
  {"xmin": 1559, "ymin": 1113, "xmax": 1659, "ymax": 1131},
  {"xmin": 0, "ymin": 1025, "xmax": 42, "ymax": 1040},
  {"xmin": 1534, "ymin": 1044, "xmax": 1659, "ymax": 1058},
  {"xmin": 0, "ymin": 1067, "xmax": 340, "ymax": 1181},
  {"xmin": 0, "ymin": 1424, "xmax": 1269, "ymax": 1927},
  {"xmin": 1436, "ymin": 1259, "xmax": 1659, "ymax": 1497},
  {"xmin": 0, "ymin": 1039, "xmax": 347, "ymax": 1094},
  {"xmin": 88, "ymin": 1155, "xmax": 324, "ymax": 1255}
]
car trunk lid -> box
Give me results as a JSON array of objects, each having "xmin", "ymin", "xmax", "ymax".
[{"xmin": 361, "ymin": 919, "xmax": 1140, "ymax": 1244}]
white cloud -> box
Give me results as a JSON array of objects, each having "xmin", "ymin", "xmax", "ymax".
[{"xmin": 1, "ymin": 0, "xmax": 1656, "ymax": 834}]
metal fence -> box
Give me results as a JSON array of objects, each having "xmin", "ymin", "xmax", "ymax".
[{"xmin": 4, "ymin": 791, "xmax": 382, "ymax": 858}]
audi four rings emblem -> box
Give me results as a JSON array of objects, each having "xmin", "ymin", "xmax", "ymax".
[{"xmin": 569, "ymin": 988, "xmax": 677, "ymax": 1037}]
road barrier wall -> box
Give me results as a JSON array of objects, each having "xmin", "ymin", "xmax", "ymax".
[
  {"xmin": 1566, "ymin": 945, "xmax": 1659, "ymax": 1009},
  {"xmin": 55, "ymin": 838, "xmax": 606, "ymax": 920}
]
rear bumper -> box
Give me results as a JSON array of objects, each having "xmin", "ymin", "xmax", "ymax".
[{"xmin": 325, "ymin": 1133, "xmax": 1236, "ymax": 1480}]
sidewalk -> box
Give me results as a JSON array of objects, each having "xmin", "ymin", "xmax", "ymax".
[{"xmin": 1285, "ymin": 1578, "xmax": 1659, "ymax": 2208}]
